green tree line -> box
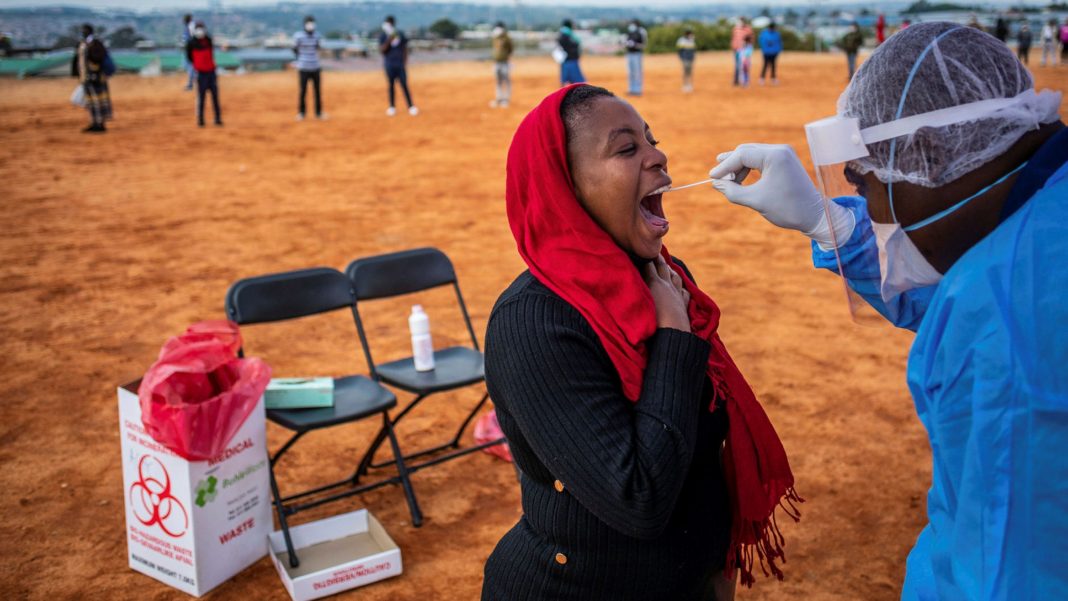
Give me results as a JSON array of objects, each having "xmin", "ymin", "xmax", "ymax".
[{"xmin": 646, "ymin": 21, "xmax": 818, "ymax": 54}]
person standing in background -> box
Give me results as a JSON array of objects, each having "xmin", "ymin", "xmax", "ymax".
[
  {"xmin": 1061, "ymin": 18, "xmax": 1068, "ymax": 64},
  {"xmin": 876, "ymin": 13, "xmax": 886, "ymax": 45},
  {"xmin": 838, "ymin": 22, "xmax": 864, "ymax": 81},
  {"xmin": 379, "ymin": 15, "xmax": 418, "ymax": 116},
  {"xmin": 758, "ymin": 22, "xmax": 782, "ymax": 85},
  {"xmin": 490, "ymin": 22, "xmax": 513, "ymax": 108},
  {"xmin": 1041, "ymin": 19, "xmax": 1058, "ymax": 66},
  {"xmin": 1017, "ymin": 22, "xmax": 1032, "ymax": 64},
  {"xmin": 558, "ymin": 19, "xmax": 585, "ymax": 85},
  {"xmin": 70, "ymin": 23, "xmax": 111, "ymax": 133},
  {"xmin": 186, "ymin": 21, "xmax": 222, "ymax": 127},
  {"xmin": 181, "ymin": 14, "xmax": 195, "ymax": 91},
  {"xmin": 294, "ymin": 15, "xmax": 325, "ymax": 121},
  {"xmin": 730, "ymin": 17, "xmax": 752, "ymax": 86},
  {"xmin": 623, "ymin": 19, "xmax": 647, "ymax": 96},
  {"xmin": 995, "ymin": 16, "xmax": 1009, "ymax": 43},
  {"xmin": 676, "ymin": 28, "xmax": 696, "ymax": 93}
]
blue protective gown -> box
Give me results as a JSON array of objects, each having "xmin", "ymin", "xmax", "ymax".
[{"xmin": 812, "ymin": 135, "xmax": 1068, "ymax": 599}]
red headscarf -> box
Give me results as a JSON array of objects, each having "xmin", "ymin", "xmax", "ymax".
[{"xmin": 505, "ymin": 84, "xmax": 802, "ymax": 586}]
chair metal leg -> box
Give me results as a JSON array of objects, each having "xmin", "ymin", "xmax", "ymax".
[
  {"xmin": 353, "ymin": 423, "xmax": 390, "ymax": 482},
  {"xmin": 367, "ymin": 390, "xmax": 492, "ymax": 470},
  {"xmin": 446, "ymin": 391, "xmax": 490, "ymax": 448},
  {"xmin": 353, "ymin": 393, "xmax": 426, "ymax": 478},
  {"xmin": 271, "ymin": 430, "xmax": 306, "ymax": 466},
  {"xmin": 382, "ymin": 412, "xmax": 423, "ymax": 527},
  {"xmin": 268, "ymin": 463, "xmax": 300, "ymax": 568}
]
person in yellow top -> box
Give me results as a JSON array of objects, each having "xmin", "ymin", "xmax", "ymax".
[{"xmin": 490, "ymin": 21, "xmax": 514, "ymax": 108}]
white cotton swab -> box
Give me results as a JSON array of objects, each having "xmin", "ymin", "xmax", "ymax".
[
  {"xmin": 663, "ymin": 178, "xmax": 715, "ymax": 192},
  {"xmin": 663, "ymin": 168, "xmax": 750, "ymax": 193}
]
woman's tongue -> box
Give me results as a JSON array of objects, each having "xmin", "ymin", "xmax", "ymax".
[{"xmin": 640, "ymin": 196, "xmax": 668, "ymax": 229}]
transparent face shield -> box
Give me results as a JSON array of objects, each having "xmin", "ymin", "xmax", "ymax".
[{"xmin": 803, "ymin": 93, "xmax": 1041, "ymax": 325}]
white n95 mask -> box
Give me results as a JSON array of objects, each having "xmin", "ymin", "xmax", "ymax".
[{"xmin": 870, "ymin": 220, "xmax": 942, "ymax": 301}]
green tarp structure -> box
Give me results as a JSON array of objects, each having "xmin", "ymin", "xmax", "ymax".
[
  {"xmin": 111, "ymin": 51, "xmax": 241, "ymax": 71},
  {"xmin": 0, "ymin": 50, "xmax": 73, "ymax": 78},
  {"xmin": 0, "ymin": 49, "xmax": 242, "ymax": 78}
]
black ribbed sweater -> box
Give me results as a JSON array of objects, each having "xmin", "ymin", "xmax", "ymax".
[{"xmin": 481, "ymin": 269, "xmax": 732, "ymax": 601}]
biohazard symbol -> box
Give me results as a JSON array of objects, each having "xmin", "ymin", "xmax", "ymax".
[
  {"xmin": 129, "ymin": 455, "xmax": 189, "ymax": 538},
  {"xmin": 195, "ymin": 475, "xmax": 218, "ymax": 508}
]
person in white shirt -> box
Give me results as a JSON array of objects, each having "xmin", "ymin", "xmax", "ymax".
[
  {"xmin": 1041, "ymin": 19, "xmax": 1058, "ymax": 66},
  {"xmin": 293, "ymin": 15, "xmax": 325, "ymax": 120}
]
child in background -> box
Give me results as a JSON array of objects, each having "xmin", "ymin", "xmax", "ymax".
[
  {"xmin": 739, "ymin": 34, "xmax": 753, "ymax": 87},
  {"xmin": 676, "ymin": 29, "xmax": 696, "ymax": 93}
]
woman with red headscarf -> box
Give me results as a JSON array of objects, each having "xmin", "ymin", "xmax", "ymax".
[{"xmin": 481, "ymin": 84, "xmax": 801, "ymax": 600}]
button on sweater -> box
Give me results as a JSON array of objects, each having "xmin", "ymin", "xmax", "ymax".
[{"xmin": 481, "ymin": 268, "xmax": 732, "ymax": 601}]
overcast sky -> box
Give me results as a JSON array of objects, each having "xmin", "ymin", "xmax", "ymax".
[
  {"xmin": 0, "ymin": 0, "xmax": 1053, "ymax": 9},
  {"xmin": 0, "ymin": 0, "xmax": 1050, "ymax": 9}
]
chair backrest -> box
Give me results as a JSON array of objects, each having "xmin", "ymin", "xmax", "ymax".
[
  {"xmin": 344, "ymin": 248, "xmax": 479, "ymax": 376},
  {"xmin": 225, "ymin": 267, "xmax": 354, "ymax": 326},
  {"xmin": 346, "ymin": 247, "xmax": 456, "ymax": 301}
]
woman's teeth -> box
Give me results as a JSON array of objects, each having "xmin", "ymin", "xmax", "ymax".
[{"xmin": 649, "ymin": 184, "xmax": 671, "ymax": 196}]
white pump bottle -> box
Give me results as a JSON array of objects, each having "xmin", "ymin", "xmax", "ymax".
[{"xmin": 409, "ymin": 305, "xmax": 435, "ymax": 372}]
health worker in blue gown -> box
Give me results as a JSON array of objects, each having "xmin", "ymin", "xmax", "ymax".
[{"xmin": 709, "ymin": 22, "xmax": 1067, "ymax": 601}]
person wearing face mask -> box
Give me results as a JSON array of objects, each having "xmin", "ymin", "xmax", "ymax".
[
  {"xmin": 70, "ymin": 23, "xmax": 111, "ymax": 133},
  {"xmin": 293, "ymin": 15, "xmax": 325, "ymax": 121},
  {"xmin": 557, "ymin": 19, "xmax": 585, "ymax": 85},
  {"xmin": 711, "ymin": 23, "xmax": 1067, "ymax": 600},
  {"xmin": 623, "ymin": 19, "xmax": 647, "ymax": 96},
  {"xmin": 481, "ymin": 84, "xmax": 802, "ymax": 601},
  {"xmin": 185, "ymin": 21, "xmax": 222, "ymax": 127},
  {"xmin": 378, "ymin": 15, "xmax": 417, "ymax": 117},
  {"xmin": 489, "ymin": 22, "xmax": 513, "ymax": 108}
]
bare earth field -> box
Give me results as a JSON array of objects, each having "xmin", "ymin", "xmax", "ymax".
[{"xmin": 0, "ymin": 51, "xmax": 1064, "ymax": 600}]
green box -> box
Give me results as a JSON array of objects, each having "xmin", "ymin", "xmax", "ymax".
[{"xmin": 265, "ymin": 377, "xmax": 335, "ymax": 409}]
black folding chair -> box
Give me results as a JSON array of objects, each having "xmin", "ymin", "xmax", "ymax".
[
  {"xmin": 225, "ymin": 267, "xmax": 422, "ymax": 568},
  {"xmin": 345, "ymin": 248, "xmax": 505, "ymax": 480}
]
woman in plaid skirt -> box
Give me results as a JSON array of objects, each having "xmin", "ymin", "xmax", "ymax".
[{"xmin": 70, "ymin": 24, "xmax": 111, "ymax": 133}]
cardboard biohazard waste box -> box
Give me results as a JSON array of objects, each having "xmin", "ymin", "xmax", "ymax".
[
  {"xmin": 269, "ymin": 509, "xmax": 403, "ymax": 601},
  {"xmin": 118, "ymin": 381, "xmax": 272, "ymax": 596}
]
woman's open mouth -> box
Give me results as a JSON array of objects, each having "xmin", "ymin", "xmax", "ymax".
[{"xmin": 640, "ymin": 184, "xmax": 671, "ymax": 231}]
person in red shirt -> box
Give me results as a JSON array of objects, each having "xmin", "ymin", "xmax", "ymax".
[
  {"xmin": 876, "ymin": 13, "xmax": 886, "ymax": 44},
  {"xmin": 729, "ymin": 17, "xmax": 753, "ymax": 86},
  {"xmin": 185, "ymin": 21, "xmax": 222, "ymax": 127}
]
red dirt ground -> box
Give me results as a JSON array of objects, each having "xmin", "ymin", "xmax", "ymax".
[{"xmin": 0, "ymin": 51, "xmax": 1064, "ymax": 600}]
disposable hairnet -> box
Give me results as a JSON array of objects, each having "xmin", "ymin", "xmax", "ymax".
[{"xmin": 838, "ymin": 22, "xmax": 1061, "ymax": 188}]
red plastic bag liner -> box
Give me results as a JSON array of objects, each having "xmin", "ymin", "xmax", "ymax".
[
  {"xmin": 138, "ymin": 320, "xmax": 271, "ymax": 461},
  {"xmin": 474, "ymin": 410, "xmax": 512, "ymax": 463}
]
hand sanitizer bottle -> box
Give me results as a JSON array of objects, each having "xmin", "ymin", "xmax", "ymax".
[{"xmin": 409, "ymin": 305, "xmax": 435, "ymax": 372}]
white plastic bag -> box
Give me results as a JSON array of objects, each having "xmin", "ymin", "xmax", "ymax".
[
  {"xmin": 551, "ymin": 46, "xmax": 567, "ymax": 64},
  {"xmin": 70, "ymin": 84, "xmax": 86, "ymax": 108}
]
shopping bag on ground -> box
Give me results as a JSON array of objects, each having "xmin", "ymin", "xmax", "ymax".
[
  {"xmin": 138, "ymin": 320, "xmax": 271, "ymax": 461},
  {"xmin": 475, "ymin": 409, "xmax": 512, "ymax": 463}
]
